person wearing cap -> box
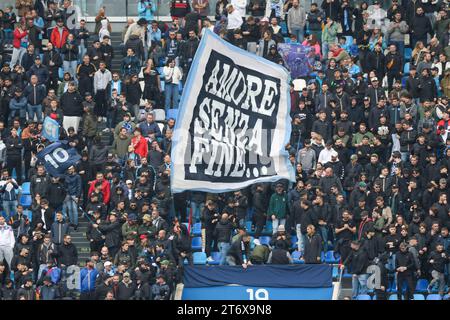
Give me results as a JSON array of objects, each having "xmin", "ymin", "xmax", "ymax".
[
  {"xmin": 268, "ymin": 183, "xmax": 289, "ymax": 235},
  {"xmin": 249, "ymin": 238, "xmax": 270, "ymax": 264},
  {"xmin": 365, "ymin": 71, "xmax": 385, "ymax": 108},
  {"xmin": 39, "ymin": 275, "xmax": 61, "ymax": 300},
  {"xmin": 26, "ymin": 54, "xmax": 49, "ymax": 86}
]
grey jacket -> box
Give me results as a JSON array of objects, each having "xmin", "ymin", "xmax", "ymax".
[
  {"xmin": 287, "ymin": 6, "xmax": 306, "ymax": 31},
  {"xmin": 386, "ymin": 21, "xmax": 409, "ymax": 42}
]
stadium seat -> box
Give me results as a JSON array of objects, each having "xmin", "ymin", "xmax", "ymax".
[
  {"xmin": 208, "ymin": 252, "xmax": 222, "ymax": 265},
  {"xmin": 389, "ymin": 295, "xmax": 398, "ymax": 300},
  {"xmin": 345, "ymin": 36, "xmax": 354, "ymax": 47},
  {"xmin": 401, "ymin": 76, "xmax": 409, "ymax": 87},
  {"xmin": 356, "ymin": 294, "xmax": 371, "ymax": 300},
  {"xmin": 23, "ymin": 210, "xmax": 32, "ymax": 222},
  {"xmin": 153, "ymin": 109, "xmax": 166, "ymax": 122},
  {"xmin": 245, "ymin": 221, "xmax": 253, "ymax": 233},
  {"xmin": 21, "ymin": 182, "xmax": 31, "ymax": 195},
  {"xmin": 415, "ymin": 279, "xmax": 429, "ymax": 293},
  {"xmin": 264, "ymin": 221, "xmax": 273, "ymax": 234},
  {"xmin": 166, "ymin": 109, "xmax": 178, "ymax": 121},
  {"xmin": 324, "ymin": 250, "xmax": 340, "ymax": 264},
  {"xmin": 292, "ymin": 78, "xmax": 307, "ymax": 91},
  {"xmin": 404, "ymin": 47, "xmax": 412, "ymax": 61},
  {"xmin": 193, "ymin": 252, "xmax": 207, "ymax": 265},
  {"xmin": 413, "ymin": 294, "xmax": 425, "ymax": 300},
  {"xmin": 291, "ymin": 251, "xmax": 304, "ymax": 264},
  {"xmin": 191, "ymin": 237, "xmax": 202, "ymax": 251},
  {"xmin": 426, "ymin": 294, "xmax": 442, "ymax": 300},
  {"xmin": 19, "ymin": 195, "xmax": 32, "ymax": 208},
  {"xmin": 192, "ymin": 222, "xmax": 202, "ymax": 236},
  {"xmin": 332, "ymin": 266, "xmax": 339, "ymax": 278},
  {"xmin": 284, "ymin": 37, "xmax": 291, "ymax": 44},
  {"xmin": 291, "ymin": 235, "xmax": 298, "ymax": 249},
  {"xmin": 403, "ymin": 62, "xmax": 410, "ymax": 75},
  {"xmin": 259, "ymin": 236, "xmax": 271, "ymax": 246}
]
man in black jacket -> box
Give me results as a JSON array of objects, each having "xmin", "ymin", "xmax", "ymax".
[
  {"xmin": 252, "ymin": 184, "xmax": 268, "ymax": 238},
  {"xmin": 42, "ymin": 42, "xmax": 63, "ymax": 91},
  {"xmin": 5, "ymin": 127, "xmax": 23, "ymax": 184},
  {"xmin": 344, "ymin": 240, "xmax": 369, "ymax": 299},
  {"xmin": 95, "ymin": 212, "xmax": 122, "ymax": 258},
  {"xmin": 60, "ymin": 81, "xmax": 84, "ymax": 133},
  {"xmin": 214, "ymin": 213, "xmax": 236, "ymax": 265},
  {"xmin": 226, "ymin": 233, "xmax": 252, "ymax": 268},
  {"xmin": 410, "ymin": 6, "xmax": 432, "ymax": 47},
  {"xmin": 303, "ymin": 224, "xmax": 322, "ymax": 264},
  {"xmin": 57, "ymin": 235, "xmax": 78, "ymax": 268},
  {"xmin": 201, "ymin": 200, "xmax": 219, "ymax": 260},
  {"xmin": 385, "ymin": 44, "xmax": 403, "ymax": 91},
  {"xmin": 395, "ymin": 242, "xmax": 416, "ymax": 300}
]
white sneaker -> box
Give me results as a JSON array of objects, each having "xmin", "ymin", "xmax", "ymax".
[
  {"xmin": 206, "ymin": 257, "xmax": 214, "ymax": 262},
  {"xmin": 102, "ymin": 128, "xmax": 110, "ymax": 133}
]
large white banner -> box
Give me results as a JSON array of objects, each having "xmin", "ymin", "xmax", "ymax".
[{"xmin": 171, "ymin": 30, "xmax": 295, "ymax": 193}]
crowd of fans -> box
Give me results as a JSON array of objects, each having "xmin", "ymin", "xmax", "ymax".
[{"xmin": 0, "ymin": 0, "xmax": 449, "ymax": 301}]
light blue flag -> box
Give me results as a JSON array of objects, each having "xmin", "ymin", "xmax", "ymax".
[{"xmin": 42, "ymin": 116, "xmax": 60, "ymax": 142}]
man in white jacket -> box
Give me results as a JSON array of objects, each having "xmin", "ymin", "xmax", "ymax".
[{"xmin": 0, "ymin": 216, "xmax": 15, "ymax": 268}]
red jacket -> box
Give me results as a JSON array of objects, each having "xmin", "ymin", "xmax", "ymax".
[
  {"xmin": 132, "ymin": 136, "xmax": 149, "ymax": 159},
  {"xmin": 88, "ymin": 179, "xmax": 111, "ymax": 205},
  {"xmin": 50, "ymin": 27, "xmax": 69, "ymax": 49},
  {"xmin": 13, "ymin": 28, "xmax": 28, "ymax": 49}
]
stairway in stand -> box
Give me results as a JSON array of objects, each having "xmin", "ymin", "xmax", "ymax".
[
  {"xmin": 71, "ymin": 214, "xmax": 92, "ymax": 267},
  {"xmin": 110, "ymin": 32, "xmax": 124, "ymax": 74}
]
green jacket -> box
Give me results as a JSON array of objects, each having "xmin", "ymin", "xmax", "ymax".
[
  {"xmin": 112, "ymin": 134, "xmax": 132, "ymax": 158},
  {"xmin": 268, "ymin": 192, "xmax": 289, "ymax": 219},
  {"xmin": 322, "ymin": 23, "xmax": 338, "ymax": 44},
  {"xmin": 82, "ymin": 113, "xmax": 98, "ymax": 138},
  {"xmin": 122, "ymin": 222, "xmax": 139, "ymax": 241},
  {"xmin": 351, "ymin": 131, "xmax": 375, "ymax": 147},
  {"xmin": 250, "ymin": 245, "xmax": 270, "ymax": 263}
]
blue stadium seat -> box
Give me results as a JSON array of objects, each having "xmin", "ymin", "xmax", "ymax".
[
  {"xmin": 245, "ymin": 221, "xmax": 253, "ymax": 233},
  {"xmin": 415, "ymin": 279, "xmax": 429, "ymax": 293},
  {"xmin": 291, "ymin": 236, "xmax": 298, "ymax": 249},
  {"xmin": 345, "ymin": 36, "xmax": 354, "ymax": 47},
  {"xmin": 264, "ymin": 221, "xmax": 273, "ymax": 234},
  {"xmin": 413, "ymin": 294, "xmax": 425, "ymax": 300},
  {"xmin": 259, "ymin": 236, "xmax": 271, "ymax": 246},
  {"xmin": 209, "ymin": 252, "xmax": 222, "ymax": 265},
  {"xmin": 192, "ymin": 222, "xmax": 202, "ymax": 236},
  {"xmin": 291, "ymin": 251, "xmax": 304, "ymax": 264},
  {"xmin": 401, "ymin": 75, "xmax": 409, "ymax": 87},
  {"xmin": 426, "ymin": 294, "xmax": 442, "ymax": 300},
  {"xmin": 332, "ymin": 266, "xmax": 339, "ymax": 278},
  {"xmin": 405, "ymin": 47, "xmax": 412, "ymax": 61},
  {"xmin": 191, "ymin": 237, "xmax": 202, "ymax": 251},
  {"xmin": 21, "ymin": 182, "xmax": 31, "ymax": 195},
  {"xmin": 167, "ymin": 108, "xmax": 179, "ymax": 121},
  {"xmin": 193, "ymin": 252, "xmax": 207, "ymax": 265},
  {"xmin": 403, "ymin": 62, "xmax": 410, "ymax": 75},
  {"xmin": 19, "ymin": 195, "xmax": 32, "ymax": 208},
  {"xmin": 284, "ymin": 37, "xmax": 291, "ymax": 44},
  {"xmin": 356, "ymin": 294, "xmax": 371, "ymax": 300},
  {"xmin": 23, "ymin": 210, "xmax": 32, "ymax": 222},
  {"xmin": 325, "ymin": 250, "xmax": 341, "ymax": 264},
  {"xmin": 389, "ymin": 295, "xmax": 398, "ymax": 300}
]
